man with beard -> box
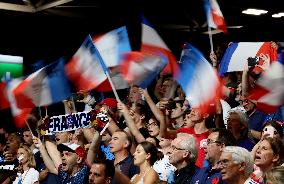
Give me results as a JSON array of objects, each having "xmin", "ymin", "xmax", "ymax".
[{"xmin": 33, "ymin": 137, "xmax": 90, "ymax": 184}]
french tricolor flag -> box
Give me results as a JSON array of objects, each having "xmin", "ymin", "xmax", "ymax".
[
  {"xmin": 13, "ymin": 59, "xmax": 72, "ymax": 108},
  {"xmin": 93, "ymin": 26, "xmax": 132, "ymax": 67},
  {"xmin": 204, "ymin": 0, "xmax": 227, "ymax": 34},
  {"xmin": 93, "ymin": 27, "xmax": 131, "ymax": 92},
  {"xmin": 141, "ymin": 17, "xmax": 179, "ymax": 77},
  {"xmin": 249, "ymin": 52, "xmax": 284, "ymax": 113},
  {"xmin": 176, "ymin": 43, "xmax": 221, "ymax": 113},
  {"xmin": 7, "ymin": 78, "xmax": 32, "ymax": 128},
  {"xmin": 65, "ymin": 35, "xmax": 108, "ymax": 91},
  {"xmin": 120, "ymin": 51, "xmax": 167, "ymax": 88},
  {"xmin": 219, "ymin": 42, "xmax": 277, "ymax": 76}
]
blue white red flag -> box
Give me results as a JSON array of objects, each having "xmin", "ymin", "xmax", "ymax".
[
  {"xmin": 249, "ymin": 52, "xmax": 284, "ymax": 113},
  {"xmin": 204, "ymin": 0, "xmax": 227, "ymax": 33},
  {"xmin": 219, "ymin": 42, "xmax": 277, "ymax": 75},
  {"xmin": 92, "ymin": 27, "xmax": 131, "ymax": 92},
  {"xmin": 141, "ymin": 17, "xmax": 179, "ymax": 77},
  {"xmin": 65, "ymin": 35, "xmax": 108, "ymax": 91},
  {"xmin": 13, "ymin": 59, "xmax": 72, "ymax": 108},
  {"xmin": 7, "ymin": 78, "xmax": 32, "ymax": 128},
  {"xmin": 176, "ymin": 43, "xmax": 220, "ymax": 113},
  {"xmin": 120, "ymin": 51, "xmax": 167, "ymax": 88},
  {"xmin": 93, "ymin": 26, "xmax": 131, "ymax": 67}
]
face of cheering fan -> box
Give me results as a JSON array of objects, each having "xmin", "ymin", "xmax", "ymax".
[{"xmin": 133, "ymin": 144, "xmax": 150, "ymax": 166}]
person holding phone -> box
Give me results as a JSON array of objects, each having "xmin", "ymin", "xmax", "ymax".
[
  {"xmin": 251, "ymin": 120, "xmax": 283, "ymax": 156},
  {"xmin": 251, "ymin": 120, "xmax": 283, "ymax": 160}
]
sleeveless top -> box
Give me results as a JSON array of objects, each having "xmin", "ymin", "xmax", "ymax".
[{"xmin": 130, "ymin": 167, "xmax": 152, "ymax": 184}]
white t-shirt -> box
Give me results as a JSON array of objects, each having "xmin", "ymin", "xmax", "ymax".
[
  {"xmin": 13, "ymin": 168, "xmax": 39, "ymax": 184},
  {"xmin": 153, "ymin": 155, "xmax": 176, "ymax": 182}
]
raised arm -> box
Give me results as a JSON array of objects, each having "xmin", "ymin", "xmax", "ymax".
[
  {"xmin": 82, "ymin": 127, "xmax": 95, "ymax": 143},
  {"xmin": 142, "ymin": 88, "xmax": 172, "ymax": 139},
  {"xmin": 45, "ymin": 140, "xmax": 62, "ymax": 170},
  {"xmin": 86, "ymin": 130, "xmax": 101, "ymax": 165},
  {"xmin": 142, "ymin": 88, "xmax": 165, "ymax": 123},
  {"xmin": 107, "ymin": 116, "xmax": 120, "ymax": 135},
  {"xmin": 117, "ymin": 102, "xmax": 145, "ymax": 143},
  {"xmin": 33, "ymin": 137, "xmax": 60, "ymax": 175},
  {"xmin": 63, "ymin": 99, "xmax": 77, "ymax": 114}
]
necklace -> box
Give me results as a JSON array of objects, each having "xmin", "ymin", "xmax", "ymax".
[
  {"xmin": 21, "ymin": 168, "xmax": 31, "ymax": 183},
  {"xmin": 139, "ymin": 166, "xmax": 151, "ymax": 177}
]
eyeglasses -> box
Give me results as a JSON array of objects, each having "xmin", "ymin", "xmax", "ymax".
[
  {"xmin": 206, "ymin": 139, "xmax": 221, "ymax": 145},
  {"xmin": 170, "ymin": 145, "xmax": 186, "ymax": 151},
  {"xmin": 217, "ymin": 159, "xmax": 230, "ymax": 168}
]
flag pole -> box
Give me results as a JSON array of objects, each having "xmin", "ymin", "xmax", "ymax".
[
  {"xmin": 25, "ymin": 120, "xmax": 34, "ymax": 137},
  {"xmin": 89, "ymin": 35, "xmax": 121, "ymax": 103},
  {"xmin": 38, "ymin": 107, "xmax": 42, "ymax": 119},
  {"xmin": 104, "ymin": 71, "xmax": 121, "ymax": 102},
  {"xmin": 208, "ymin": 26, "xmax": 214, "ymax": 52},
  {"xmin": 45, "ymin": 106, "xmax": 48, "ymax": 117}
]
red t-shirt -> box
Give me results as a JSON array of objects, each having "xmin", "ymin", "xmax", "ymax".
[{"xmin": 177, "ymin": 127, "xmax": 209, "ymax": 168}]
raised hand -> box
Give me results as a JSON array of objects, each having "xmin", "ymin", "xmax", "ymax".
[
  {"xmin": 210, "ymin": 51, "xmax": 218, "ymax": 67},
  {"xmin": 32, "ymin": 136, "xmax": 43, "ymax": 149}
]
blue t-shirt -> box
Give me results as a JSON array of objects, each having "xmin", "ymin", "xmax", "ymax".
[
  {"xmin": 192, "ymin": 163, "xmax": 225, "ymax": 184},
  {"xmin": 58, "ymin": 163, "xmax": 90, "ymax": 184},
  {"xmin": 41, "ymin": 173, "xmax": 61, "ymax": 184},
  {"xmin": 238, "ymin": 138, "xmax": 255, "ymax": 151},
  {"xmin": 112, "ymin": 155, "xmax": 139, "ymax": 184},
  {"xmin": 100, "ymin": 143, "xmax": 115, "ymax": 160},
  {"xmin": 249, "ymin": 110, "xmax": 267, "ymax": 131}
]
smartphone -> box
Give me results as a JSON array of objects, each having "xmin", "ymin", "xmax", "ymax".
[
  {"xmin": 247, "ymin": 57, "xmax": 259, "ymax": 66},
  {"xmin": 264, "ymin": 126, "xmax": 276, "ymax": 138}
]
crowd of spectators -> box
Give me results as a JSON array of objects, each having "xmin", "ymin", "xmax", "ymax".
[{"xmin": 1, "ymin": 41, "xmax": 284, "ymax": 184}]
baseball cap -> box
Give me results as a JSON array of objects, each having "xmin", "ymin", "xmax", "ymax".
[
  {"xmin": 99, "ymin": 98, "xmax": 117, "ymax": 109},
  {"xmin": 57, "ymin": 143, "xmax": 85, "ymax": 158}
]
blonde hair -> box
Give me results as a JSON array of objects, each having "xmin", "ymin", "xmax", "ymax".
[
  {"xmin": 19, "ymin": 144, "xmax": 36, "ymax": 168},
  {"xmin": 265, "ymin": 166, "xmax": 284, "ymax": 184}
]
